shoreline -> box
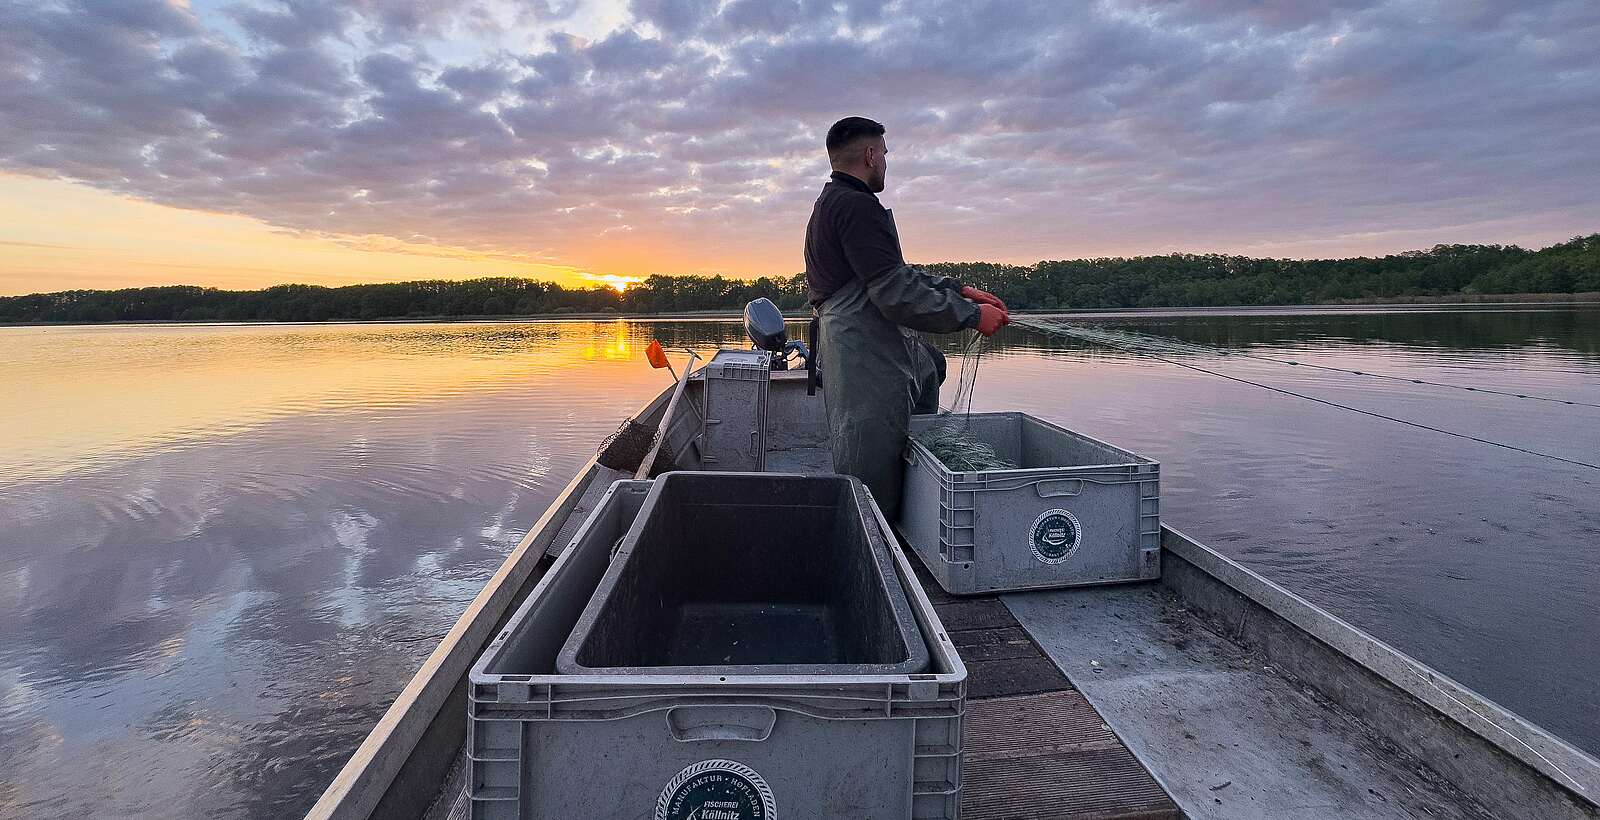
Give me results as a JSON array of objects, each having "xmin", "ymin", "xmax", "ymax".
[{"xmin": 2, "ymin": 292, "xmax": 1596, "ymax": 329}]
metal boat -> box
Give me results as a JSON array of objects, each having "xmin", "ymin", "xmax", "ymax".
[{"xmin": 305, "ymin": 320, "xmax": 1600, "ymax": 820}]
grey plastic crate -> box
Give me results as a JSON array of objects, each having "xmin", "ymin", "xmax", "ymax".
[
  {"xmin": 557, "ymin": 472, "xmax": 928, "ymax": 677},
  {"xmin": 699, "ymin": 349, "xmax": 771, "ymax": 471},
  {"xmin": 899, "ymin": 412, "xmax": 1160, "ymax": 595},
  {"xmin": 468, "ymin": 479, "xmax": 966, "ymax": 820}
]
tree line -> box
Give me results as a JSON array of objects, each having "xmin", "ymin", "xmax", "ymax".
[
  {"xmin": 2, "ymin": 234, "xmax": 1594, "ymax": 324},
  {"xmin": 0, "ymin": 274, "xmax": 810, "ymax": 324},
  {"xmin": 931, "ymin": 234, "xmax": 1598, "ymax": 310}
]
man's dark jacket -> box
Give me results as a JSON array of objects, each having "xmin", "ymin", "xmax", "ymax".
[
  {"xmin": 802, "ymin": 170, "xmax": 979, "ymax": 517},
  {"xmin": 805, "ymin": 171, "xmax": 980, "ymax": 327}
]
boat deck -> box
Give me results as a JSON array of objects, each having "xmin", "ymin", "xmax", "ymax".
[
  {"xmin": 424, "ymin": 449, "xmax": 1182, "ymax": 820},
  {"xmin": 319, "ymin": 371, "xmax": 1597, "ymax": 820}
]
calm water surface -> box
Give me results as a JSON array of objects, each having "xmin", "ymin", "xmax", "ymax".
[{"xmin": 1, "ymin": 308, "xmax": 1597, "ymax": 818}]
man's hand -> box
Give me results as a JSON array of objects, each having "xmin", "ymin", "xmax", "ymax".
[
  {"xmin": 961, "ymin": 286, "xmax": 1007, "ymax": 311},
  {"xmin": 974, "ymin": 303, "xmax": 1010, "ymax": 336}
]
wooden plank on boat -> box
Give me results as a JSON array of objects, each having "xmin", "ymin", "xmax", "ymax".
[
  {"xmin": 912, "ymin": 552, "xmax": 1181, "ymax": 817},
  {"xmin": 934, "ymin": 598, "xmax": 1018, "ymax": 632},
  {"xmin": 963, "ymin": 692, "xmax": 1181, "ymax": 820},
  {"xmin": 942, "ymin": 607, "xmax": 1071, "ymax": 700}
]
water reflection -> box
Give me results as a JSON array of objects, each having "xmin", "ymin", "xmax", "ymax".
[
  {"xmin": 0, "ymin": 321, "xmax": 754, "ymax": 484},
  {"xmin": 0, "ymin": 321, "xmax": 736, "ymax": 819},
  {"xmin": 0, "ymin": 309, "xmax": 1598, "ymax": 819}
]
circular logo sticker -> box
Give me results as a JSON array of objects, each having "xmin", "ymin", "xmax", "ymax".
[
  {"xmin": 1029, "ymin": 509, "xmax": 1081, "ymax": 564},
  {"xmin": 656, "ymin": 759, "xmax": 776, "ymax": 820}
]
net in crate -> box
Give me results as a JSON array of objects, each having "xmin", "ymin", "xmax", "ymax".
[{"xmin": 899, "ymin": 412, "xmax": 1160, "ymax": 595}]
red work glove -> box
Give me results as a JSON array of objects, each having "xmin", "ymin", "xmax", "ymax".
[
  {"xmin": 961, "ymin": 286, "xmax": 1007, "ymax": 311},
  {"xmin": 974, "ymin": 303, "xmax": 1010, "ymax": 337}
]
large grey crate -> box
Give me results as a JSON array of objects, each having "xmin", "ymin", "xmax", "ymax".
[
  {"xmin": 899, "ymin": 412, "xmax": 1160, "ymax": 595},
  {"xmin": 468, "ymin": 479, "xmax": 967, "ymax": 820},
  {"xmin": 699, "ymin": 348, "xmax": 771, "ymax": 471},
  {"xmin": 557, "ymin": 472, "xmax": 929, "ymax": 677}
]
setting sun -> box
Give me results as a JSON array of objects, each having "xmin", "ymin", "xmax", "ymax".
[{"xmin": 586, "ymin": 273, "xmax": 645, "ymax": 292}]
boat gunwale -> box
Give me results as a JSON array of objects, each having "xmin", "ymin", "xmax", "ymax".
[{"xmin": 1159, "ymin": 525, "xmax": 1600, "ymax": 808}]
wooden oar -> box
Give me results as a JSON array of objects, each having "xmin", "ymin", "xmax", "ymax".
[{"xmin": 635, "ymin": 350, "xmax": 699, "ymax": 480}]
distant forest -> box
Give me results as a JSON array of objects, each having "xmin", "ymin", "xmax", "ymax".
[{"xmin": 3, "ymin": 234, "xmax": 1596, "ymax": 324}]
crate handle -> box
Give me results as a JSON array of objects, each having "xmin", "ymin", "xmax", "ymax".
[
  {"xmin": 666, "ymin": 705, "xmax": 777, "ymax": 742},
  {"xmin": 1035, "ymin": 478, "xmax": 1084, "ymax": 498}
]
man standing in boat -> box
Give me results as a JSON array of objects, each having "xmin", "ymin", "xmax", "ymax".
[{"xmin": 805, "ymin": 116, "xmax": 1010, "ymax": 518}]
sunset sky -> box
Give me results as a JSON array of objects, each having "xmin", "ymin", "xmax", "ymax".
[{"xmin": 2, "ymin": 0, "xmax": 1596, "ymax": 296}]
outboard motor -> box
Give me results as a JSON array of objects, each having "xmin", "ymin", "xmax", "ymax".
[{"xmin": 743, "ymin": 298, "xmax": 811, "ymax": 371}]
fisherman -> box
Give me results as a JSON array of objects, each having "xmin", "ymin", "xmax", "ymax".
[{"xmin": 805, "ymin": 116, "xmax": 1009, "ymax": 518}]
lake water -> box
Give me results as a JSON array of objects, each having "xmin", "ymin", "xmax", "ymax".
[{"xmin": 2, "ymin": 307, "xmax": 1597, "ymax": 819}]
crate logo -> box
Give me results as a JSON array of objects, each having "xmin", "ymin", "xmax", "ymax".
[
  {"xmin": 1030, "ymin": 509, "xmax": 1081, "ymax": 564},
  {"xmin": 656, "ymin": 759, "xmax": 776, "ymax": 820}
]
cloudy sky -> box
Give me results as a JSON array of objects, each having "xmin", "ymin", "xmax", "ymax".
[{"xmin": 1, "ymin": 0, "xmax": 1596, "ymax": 294}]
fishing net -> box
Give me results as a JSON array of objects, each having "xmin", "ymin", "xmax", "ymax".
[
  {"xmin": 647, "ymin": 444, "xmax": 678, "ymax": 477},
  {"xmin": 596, "ymin": 417, "xmax": 681, "ymax": 476},
  {"xmin": 913, "ymin": 422, "xmax": 1013, "ymax": 471},
  {"xmin": 947, "ymin": 330, "xmax": 984, "ymax": 417},
  {"xmin": 914, "ymin": 330, "xmax": 1013, "ymax": 471},
  {"xmin": 596, "ymin": 418, "xmax": 658, "ymax": 472}
]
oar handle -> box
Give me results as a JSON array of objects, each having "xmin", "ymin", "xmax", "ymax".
[{"xmin": 635, "ymin": 351, "xmax": 700, "ymax": 480}]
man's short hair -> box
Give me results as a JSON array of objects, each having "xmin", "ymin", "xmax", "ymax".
[{"xmin": 826, "ymin": 116, "xmax": 885, "ymax": 162}]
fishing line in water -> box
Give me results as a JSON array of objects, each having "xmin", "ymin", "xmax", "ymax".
[
  {"xmin": 1035, "ymin": 321, "xmax": 1600, "ymax": 410},
  {"xmin": 1014, "ymin": 318, "xmax": 1600, "ymax": 473},
  {"xmin": 1237, "ymin": 354, "xmax": 1600, "ymax": 409}
]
